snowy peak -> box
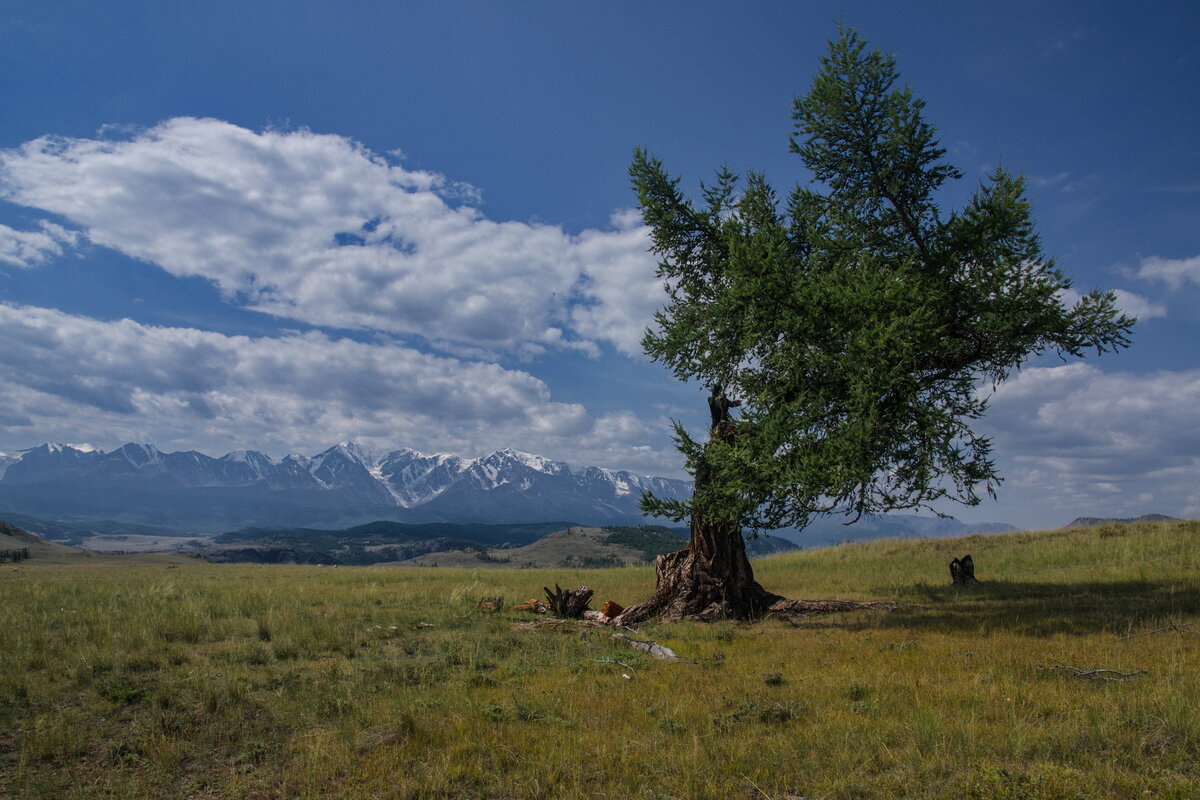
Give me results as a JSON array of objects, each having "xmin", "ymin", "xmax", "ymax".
[
  {"xmin": 114, "ymin": 442, "xmax": 164, "ymax": 468},
  {"xmin": 306, "ymin": 442, "xmax": 393, "ymax": 504},
  {"xmin": 377, "ymin": 449, "xmax": 468, "ymax": 507},
  {"xmin": 0, "ymin": 441, "xmax": 694, "ymax": 525},
  {"xmin": 3, "ymin": 442, "xmax": 105, "ymax": 483},
  {"xmin": 221, "ymin": 449, "xmax": 276, "ymax": 475},
  {"xmin": 322, "ymin": 441, "xmax": 377, "ymax": 466},
  {"xmin": 485, "ymin": 448, "xmax": 565, "ymax": 474},
  {"xmin": 465, "ymin": 448, "xmax": 568, "ymax": 489}
]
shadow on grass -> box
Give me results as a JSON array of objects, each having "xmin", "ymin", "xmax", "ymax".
[{"xmin": 810, "ymin": 580, "xmax": 1200, "ymax": 636}]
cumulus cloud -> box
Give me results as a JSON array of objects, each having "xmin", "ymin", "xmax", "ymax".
[
  {"xmin": 568, "ymin": 209, "xmax": 665, "ymax": 356},
  {"xmin": 976, "ymin": 364, "xmax": 1200, "ymax": 523},
  {"xmin": 1136, "ymin": 254, "xmax": 1200, "ymax": 289},
  {"xmin": 1111, "ymin": 289, "xmax": 1167, "ymax": 321},
  {"xmin": 0, "ymin": 220, "xmax": 78, "ymax": 269},
  {"xmin": 0, "ymin": 302, "xmax": 676, "ymax": 471},
  {"xmin": 0, "ymin": 117, "xmax": 660, "ymax": 355}
]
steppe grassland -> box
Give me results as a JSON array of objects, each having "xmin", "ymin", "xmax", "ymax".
[{"xmin": 1, "ymin": 520, "xmax": 1197, "ymax": 799}]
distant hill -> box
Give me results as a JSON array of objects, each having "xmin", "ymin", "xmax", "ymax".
[
  {"xmin": 1062, "ymin": 513, "xmax": 1180, "ymax": 529},
  {"xmin": 198, "ymin": 520, "xmax": 798, "ymax": 567},
  {"xmin": 399, "ymin": 525, "xmax": 798, "ymax": 569},
  {"xmin": 0, "ymin": 510, "xmax": 191, "ymax": 547},
  {"xmin": 202, "ymin": 520, "xmax": 573, "ymax": 565},
  {"xmin": 0, "ymin": 520, "xmax": 102, "ymax": 563},
  {"xmin": 399, "ymin": 525, "xmax": 679, "ymax": 569}
]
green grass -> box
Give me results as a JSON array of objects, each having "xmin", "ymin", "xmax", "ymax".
[{"xmin": 2, "ymin": 520, "xmax": 1198, "ymax": 798}]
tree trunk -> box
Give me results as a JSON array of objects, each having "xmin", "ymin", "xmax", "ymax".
[
  {"xmin": 613, "ymin": 386, "xmax": 782, "ymax": 625},
  {"xmin": 612, "ymin": 514, "xmax": 783, "ymax": 625}
]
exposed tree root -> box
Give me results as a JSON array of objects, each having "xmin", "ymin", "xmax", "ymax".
[
  {"xmin": 767, "ymin": 598, "xmax": 903, "ymax": 618},
  {"xmin": 610, "ymin": 536, "xmax": 905, "ymax": 625}
]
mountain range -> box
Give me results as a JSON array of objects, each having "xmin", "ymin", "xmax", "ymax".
[
  {"xmin": 0, "ymin": 442, "xmax": 1020, "ymax": 544},
  {"xmin": 0, "ymin": 442, "xmax": 692, "ymax": 532}
]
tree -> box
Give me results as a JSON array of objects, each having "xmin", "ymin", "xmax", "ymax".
[{"xmin": 613, "ymin": 29, "xmax": 1134, "ymax": 625}]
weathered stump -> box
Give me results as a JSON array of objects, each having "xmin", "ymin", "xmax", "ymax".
[
  {"xmin": 543, "ymin": 584, "xmax": 593, "ymax": 618},
  {"xmin": 950, "ymin": 554, "xmax": 979, "ymax": 585}
]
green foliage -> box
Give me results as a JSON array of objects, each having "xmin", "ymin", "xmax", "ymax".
[
  {"xmin": 562, "ymin": 554, "xmax": 624, "ymax": 568},
  {"xmin": 601, "ymin": 525, "xmax": 688, "ymax": 560},
  {"xmin": 634, "ymin": 29, "xmax": 1133, "ymax": 532},
  {"xmin": 0, "ymin": 547, "xmax": 30, "ymax": 562}
]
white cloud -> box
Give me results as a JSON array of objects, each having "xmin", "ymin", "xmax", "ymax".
[
  {"xmin": 569, "ymin": 209, "xmax": 665, "ymax": 357},
  {"xmin": 0, "ymin": 118, "xmax": 660, "ymax": 355},
  {"xmin": 1136, "ymin": 254, "xmax": 1200, "ymax": 289},
  {"xmin": 0, "ymin": 302, "xmax": 677, "ymax": 472},
  {"xmin": 0, "ymin": 220, "xmax": 78, "ymax": 269},
  {"xmin": 976, "ymin": 364, "xmax": 1200, "ymax": 523},
  {"xmin": 1112, "ymin": 289, "xmax": 1167, "ymax": 321}
]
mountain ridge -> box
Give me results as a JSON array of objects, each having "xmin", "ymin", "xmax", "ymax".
[
  {"xmin": 0, "ymin": 441, "xmax": 1020, "ymax": 542},
  {"xmin": 0, "ymin": 441, "xmax": 692, "ymax": 531}
]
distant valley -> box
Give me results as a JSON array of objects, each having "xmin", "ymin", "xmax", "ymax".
[{"xmin": 200, "ymin": 521, "xmax": 798, "ymax": 568}]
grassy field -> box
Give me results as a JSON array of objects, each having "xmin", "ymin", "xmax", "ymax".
[{"xmin": 1, "ymin": 520, "xmax": 1197, "ymax": 799}]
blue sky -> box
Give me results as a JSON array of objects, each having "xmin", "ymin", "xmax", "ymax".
[{"xmin": 1, "ymin": 1, "xmax": 1197, "ymax": 530}]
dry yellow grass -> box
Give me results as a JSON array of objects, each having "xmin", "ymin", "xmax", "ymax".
[{"xmin": 1, "ymin": 520, "xmax": 1197, "ymax": 798}]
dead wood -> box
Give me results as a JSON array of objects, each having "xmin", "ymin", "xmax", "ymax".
[
  {"xmin": 950, "ymin": 554, "xmax": 979, "ymax": 585},
  {"xmin": 509, "ymin": 598, "xmax": 549, "ymax": 613},
  {"xmin": 612, "ymin": 633, "xmax": 678, "ymax": 661},
  {"xmin": 1038, "ymin": 664, "xmax": 1147, "ymax": 682},
  {"xmin": 1120, "ymin": 624, "xmax": 1199, "ymax": 640},
  {"xmin": 767, "ymin": 598, "xmax": 902, "ymax": 618},
  {"xmin": 543, "ymin": 584, "xmax": 593, "ymax": 618},
  {"xmin": 476, "ymin": 596, "xmax": 504, "ymax": 612}
]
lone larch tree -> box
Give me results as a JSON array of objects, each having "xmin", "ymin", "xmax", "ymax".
[{"xmin": 613, "ymin": 30, "xmax": 1133, "ymax": 625}]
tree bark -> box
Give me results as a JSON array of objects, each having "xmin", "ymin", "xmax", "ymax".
[
  {"xmin": 614, "ymin": 387, "xmax": 783, "ymax": 625},
  {"xmin": 612, "ymin": 515, "xmax": 784, "ymax": 625}
]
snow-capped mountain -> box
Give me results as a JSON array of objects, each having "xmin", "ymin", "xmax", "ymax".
[
  {"xmin": 0, "ymin": 441, "xmax": 692, "ymax": 531},
  {"xmin": 0, "ymin": 451, "xmax": 17, "ymax": 480}
]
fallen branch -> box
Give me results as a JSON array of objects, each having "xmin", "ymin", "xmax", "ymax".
[
  {"xmin": 612, "ymin": 633, "xmax": 678, "ymax": 661},
  {"xmin": 767, "ymin": 598, "xmax": 902, "ymax": 618},
  {"xmin": 510, "ymin": 619, "xmax": 579, "ymax": 633},
  {"xmin": 1120, "ymin": 624, "xmax": 1199, "ymax": 640},
  {"xmin": 1038, "ymin": 664, "xmax": 1147, "ymax": 682}
]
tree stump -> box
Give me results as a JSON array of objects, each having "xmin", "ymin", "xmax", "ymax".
[
  {"xmin": 950, "ymin": 554, "xmax": 979, "ymax": 585},
  {"xmin": 543, "ymin": 584, "xmax": 593, "ymax": 618}
]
